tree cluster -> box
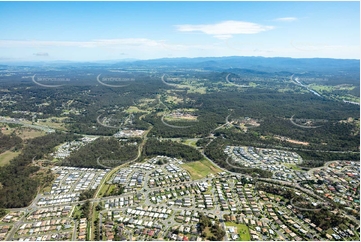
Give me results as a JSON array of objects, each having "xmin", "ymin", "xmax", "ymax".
[
  {"xmin": 144, "ymin": 138, "xmax": 202, "ymax": 161},
  {"xmin": 198, "ymin": 213, "xmax": 225, "ymax": 241},
  {"xmin": 62, "ymin": 137, "xmax": 139, "ymax": 168},
  {"xmin": 0, "ymin": 132, "xmax": 78, "ymax": 208},
  {"xmin": 79, "ymin": 189, "xmax": 96, "ymax": 201},
  {"xmin": 0, "ymin": 132, "xmax": 22, "ymax": 153}
]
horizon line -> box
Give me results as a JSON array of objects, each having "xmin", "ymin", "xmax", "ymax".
[{"xmin": 0, "ymin": 55, "xmax": 360, "ymax": 64}]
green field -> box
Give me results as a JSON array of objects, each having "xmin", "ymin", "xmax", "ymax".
[
  {"xmin": 0, "ymin": 151, "xmax": 20, "ymax": 167},
  {"xmin": 182, "ymin": 138, "xmax": 199, "ymax": 148},
  {"xmin": 165, "ymin": 94, "xmax": 183, "ymax": 104},
  {"xmin": 277, "ymin": 88, "xmax": 295, "ymax": 93},
  {"xmin": 309, "ymin": 84, "xmax": 355, "ymax": 92},
  {"xmin": 97, "ymin": 184, "xmax": 114, "ymax": 198},
  {"xmin": 91, "ymin": 202, "xmax": 100, "ymax": 240},
  {"xmin": 71, "ymin": 205, "xmax": 82, "ymax": 219},
  {"xmin": 41, "ymin": 184, "xmax": 52, "ymax": 194},
  {"xmin": 125, "ymin": 106, "xmax": 148, "ymax": 114},
  {"xmin": 187, "ymin": 86, "xmax": 207, "ymax": 94},
  {"xmin": 284, "ymin": 163, "xmax": 302, "ymax": 171},
  {"xmin": 163, "ymin": 115, "xmax": 198, "ymax": 122},
  {"xmin": 164, "ymin": 138, "xmax": 199, "ymax": 148},
  {"xmin": 181, "ymin": 158, "xmax": 222, "ymax": 180},
  {"xmin": 36, "ymin": 116, "xmax": 68, "ymax": 131},
  {"xmin": 308, "ymin": 84, "xmax": 360, "ymax": 103},
  {"xmin": 225, "ymin": 222, "xmax": 251, "ymax": 241}
]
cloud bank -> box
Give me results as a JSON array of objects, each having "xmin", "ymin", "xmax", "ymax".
[{"xmin": 176, "ymin": 20, "xmax": 274, "ymax": 39}]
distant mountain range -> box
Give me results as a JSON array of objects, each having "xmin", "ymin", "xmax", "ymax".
[
  {"xmin": 1, "ymin": 56, "xmax": 359, "ymax": 74},
  {"xmin": 112, "ymin": 56, "xmax": 359, "ymax": 73}
]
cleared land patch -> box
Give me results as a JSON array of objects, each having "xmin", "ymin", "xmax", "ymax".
[
  {"xmin": 284, "ymin": 163, "xmax": 302, "ymax": 171},
  {"xmin": 274, "ymin": 135, "xmax": 309, "ymax": 146},
  {"xmin": 125, "ymin": 106, "xmax": 148, "ymax": 114},
  {"xmin": 0, "ymin": 150, "xmax": 21, "ymax": 166},
  {"xmin": 15, "ymin": 128, "xmax": 46, "ymax": 140},
  {"xmin": 36, "ymin": 116, "xmax": 68, "ymax": 130},
  {"xmin": 181, "ymin": 158, "xmax": 222, "ymax": 180},
  {"xmin": 165, "ymin": 95, "xmax": 183, "ymax": 104},
  {"xmin": 187, "ymin": 86, "xmax": 207, "ymax": 94}
]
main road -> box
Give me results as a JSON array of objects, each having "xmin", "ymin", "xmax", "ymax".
[{"xmin": 94, "ymin": 126, "xmax": 152, "ymax": 198}]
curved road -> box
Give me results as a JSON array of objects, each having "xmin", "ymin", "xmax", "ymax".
[
  {"xmin": 161, "ymin": 74, "xmax": 178, "ymax": 87},
  {"xmin": 290, "ymin": 115, "xmax": 322, "ymax": 129},
  {"xmin": 160, "ymin": 115, "xmax": 193, "ymax": 129},
  {"xmin": 225, "ymin": 74, "xmax": 249, "ymax": 88}
]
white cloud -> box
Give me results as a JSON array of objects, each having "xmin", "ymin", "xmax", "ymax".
[
  {"xmin": 0, "ymin": 38, "xmax": 162, "ymax": 48},
  {"xmin": 0, "ymin": 38, "xmax": 226, "ymax": 54},
  {"xmin": 274, "ymin": 17, "xmax": 298, "ymax": 22},
  {"xmin": 175, "ymin": 21, "xmax": 274, "ymax": 39}
]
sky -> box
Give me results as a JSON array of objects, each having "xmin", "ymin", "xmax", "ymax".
[{"xmin": 0, "ymin": 1, "xmax": 359, "ymax": 62}]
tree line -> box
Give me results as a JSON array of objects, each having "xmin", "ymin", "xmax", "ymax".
[
  {"xmin": 0, "ymin": 132, "xmax": 22, "ymax": 153},
  {"xmin": 0, "ymin": 132, "xmax": 79, "ymax": 208},
  {"xmin": 143, "ymin": 138, "xmax": 203, "ymax": 162}
]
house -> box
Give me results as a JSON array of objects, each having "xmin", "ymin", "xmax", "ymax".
[
  {"xmin": 231, "ymin": 233, "xmax": 239, "ymax": 240},
  {"xmin": 325, "ymin": 234, "xmax": 333, "ymax": 240}
]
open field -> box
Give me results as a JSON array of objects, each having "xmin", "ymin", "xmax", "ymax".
[
  {"xmin": 41, "ymin": 184, "xmax": 52, "ymax": 194},
  {"xmin": 72, "ymin": 205, "xmax": 82, "ymax": 219},
  {"xmin": 225, "ymin": 222, "xmax": 251, "ymax": 241},
  {"xmin": 181, "ymin": 158, "xmax": 222, "ymax": 180},
  {"xmin": 165, "ymin": 95, "xmax": 183, "ymax": 104},
  {"xmin": 97, "ymin": 183, "xmax": 111, "ymax": 198},
  {"xmin": 138, "ymin": 98, "xmax": 156, "ymax": 109},
  {"xmin": 164, "ymin": 138, "xmax": 199, "ymax": 147},
  {"xmin": 138, "ymin": 98, "xmax": 156, "ymax": 103},
  {"xmin": 91, "ymin": 202, "xmax": 99, "ymax": 240},
  {"xmin": 125, "ymin": 106, "xmax": 148, "ymax": 114},
  {"xmin": 15, "ymin": 128, "xmax": 46, "ymax": 140},
  {"xmin": 36, "ymin": 117, "xmax": 68, "ymax": 130},
  {"xmin": 274, "ymin": 136, "xmax": 309, "ymax": 146},
  {"xmin": 0, "ymin": 150, "xmax": 21, "ymax": 166},
  {"xmin": 182, "ymin": 138, "xmax": 199, "ymax": 148},
  {"xmin": 284, "ymin": 163, "xmax": 302, "ymax": 171},
  {"xmin": 187, "ymin": 86, "xmax": 207, "ymax": 94},
  {"xmin": 98, "ymin": 184, "xmax": 118, "ymax": 197},
  {"xmin": 337, "ymin": 94, "xmax": 360, "ymax": 103},
  {"xmin": 163, "ymin": 115, "xmax": 198, "ymax": 122},
  {"xmin": 307, "ymin": 84, "xmax": 360, "ymax": 103},
  {"xmin": 1, "ymin": 125, "xmax": 46, "ymax": 139},
  {"xmin": 309, "ymin": 84, "xmax": 356, "ymax": 92},
  {"xmin": 277, "ymin": 88, "xmax": 295, "ymax": 93},
  {"xmin": 0, "ymin": 125, "xmax": 13, "ymax": 135}
]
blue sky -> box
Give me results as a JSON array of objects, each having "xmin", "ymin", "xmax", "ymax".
[{"xmin": 0, "ymin": 1, "xmax": 359, "ymax": 61}]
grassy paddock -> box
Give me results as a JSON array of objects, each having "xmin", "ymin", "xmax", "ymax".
[
  {"xmin": 181, "ymin": 158, "xmax": 222, "ymax": 180},
  {"xmin": 225, "ymin": 222, "xmax": 251, "ymax": 241},
  {"xmin": 0, "ymin": 150, "xmax": 21, "ymax": 166}
]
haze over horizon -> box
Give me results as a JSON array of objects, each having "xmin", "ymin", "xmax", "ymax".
[{"xmin": 0, "ymin": 1, "xmax": 359, "ymax": 62}]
